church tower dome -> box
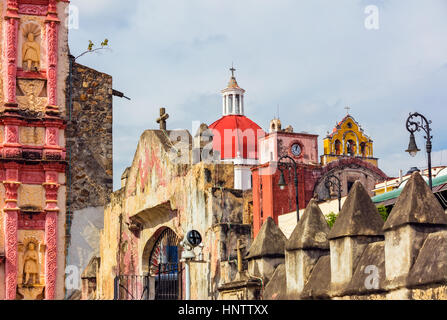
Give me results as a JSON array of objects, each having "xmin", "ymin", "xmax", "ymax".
[
  {"xmin": 221, "ymin": 65, "xmax": 246, "ymax": 116},
  {"xmin": 209, "ymin": 66, "xmax": 264, "ymax": 161},
  {"xmin": 208, "ymin": 66, "xmax": 264, "ymax": 191}
]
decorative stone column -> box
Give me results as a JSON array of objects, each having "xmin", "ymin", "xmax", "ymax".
[
  {"xmin": 3, "ymin": 163, "xmax": 21, "ymax": 300},
  {"xmin": 4, "ymin": 0, "xmax": 20, "ymax": 111},
  {"xmin": 3, "ymin": 121, "xmax": 21, "ymax": 158},
  {"xmin": 43, "ymin": 125, "xmax": 63, "ymax": 160},
  {"xmin": 285, "ymin": 200, "xmax": 330, "ymax": 298},
  {"xmin": 383, "ymin": 172, "xmax": 447, "ymax": 298},
  {"xmin": 45, "ymin": 0, "xmax": 60, "ymax": 116},
  {"xmin": 231, "ymin": 94, "xmax": 236, "ymax": 114},
  {"xmin": 43, "ymin": 169, "xmax": 60, "ymax": 300},
  {"xmin": 328, "ymin": 181, "xmax": 384, "ymax": 295}
]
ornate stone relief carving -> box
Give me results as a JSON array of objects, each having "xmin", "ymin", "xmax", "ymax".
[{"xmin": 17, "ymin": 79, "xmax": 47, "ymax": 113}]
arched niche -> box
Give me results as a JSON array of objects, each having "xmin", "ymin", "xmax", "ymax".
[{"xmin": 19, "ymin": 21, "xmax": 45, "ymax": 71}]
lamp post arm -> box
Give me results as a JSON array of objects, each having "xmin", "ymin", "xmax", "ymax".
[
  {"xmin": 325, "ymin": 174, "xmax": 342, "ymax": 212},
  {"xmin": 406, "ymin": 113, "xmax": 433, "ymax": 142},
  {"xmin": 278, "ymin": 155, "xmax": 300, "ymax": 222},
  {"xmin": 406, "ymin": 112, "xmax": 433, "ymax": 189}
]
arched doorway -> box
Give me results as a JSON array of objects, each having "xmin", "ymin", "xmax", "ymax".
[{"xmin": 148, "ymin": 228, "xmax": 182, "ymax": 300}]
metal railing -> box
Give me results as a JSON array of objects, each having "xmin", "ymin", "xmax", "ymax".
[
  {"xmin": 114, "ymin": 275, "xmax": 149, "ymax": 300},
  {"xmin": 114, "ymin": 263, "xmax": 182, "ymax": 300}
]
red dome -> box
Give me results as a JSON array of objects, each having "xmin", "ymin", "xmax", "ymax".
[{"xmin": 209, "ymin": 115, "xmax": 264, "ymax": 160}]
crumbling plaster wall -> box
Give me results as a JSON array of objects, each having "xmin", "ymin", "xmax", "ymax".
[{"xmin": 98, "ymin": 129, "xmax": 251, "ymax": 300}]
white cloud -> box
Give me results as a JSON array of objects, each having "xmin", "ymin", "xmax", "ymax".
[{"xmin": 69, "ymin": 0, "xmax": 447, "ymax": 190}]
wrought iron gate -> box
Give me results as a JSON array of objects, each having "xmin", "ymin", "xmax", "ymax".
[
  {"xmin": 154, "ymin": 263, "xmax": 182, "ymax": 300},
  {"xmin": 149, "ymin": 229, "xmax": 181, "ymax": 300},
  {"xmin": 114, "ymin": 228, "xmax": 182, "ymax": 300},
  {"xmin": 114, "ymin": 275, "xmax": 149, "ymax": 300}
]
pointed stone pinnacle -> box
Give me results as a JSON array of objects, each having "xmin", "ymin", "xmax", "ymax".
[
  {"xmin": 246, "ymin": 217, "xmax": 286, "ymax": 260},
  {"xmin": 384, "ymin": 172, "xmax": 447, "ymax": 231},
  {"xmin": 329, "ymin": 181, "xmax": 384, "ymax": 240},
  {"xmin": 286, "ymin": 199, "xmax": 330, "ymax": 251}
]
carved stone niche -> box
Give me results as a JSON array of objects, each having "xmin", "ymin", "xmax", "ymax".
[
  {"xmin": 21, "ymin": 22, "xmax": 42, "ymax": 72},
  {"xmin": 17, "ymin": 232, "xmax": 45, "ymax": 300}
]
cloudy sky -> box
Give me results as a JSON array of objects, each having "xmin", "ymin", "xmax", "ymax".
[{"xmin": 68, "ymin": 0, "xmax": 447, "ymax": 191}]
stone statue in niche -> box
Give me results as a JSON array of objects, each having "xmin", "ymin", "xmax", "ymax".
[
  {"xmin": 22, "ymin": 25, "xmax": 41, "ymax": 71},
  {"xmin": 23, "ymin": 242, "xmax": 40, "ymax": 286}
]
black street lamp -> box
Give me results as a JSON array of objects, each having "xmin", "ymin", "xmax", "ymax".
[
  {"xmin": 277, "ymin": 155, "xmax": 300, "ymax": 222},
  {"xmin": 405, "ymin": 112, "xmax": 433, "ymax": 190},
  {"xmin": 324, "ymin": 174, "xmax": 342, "ymax": 212}
]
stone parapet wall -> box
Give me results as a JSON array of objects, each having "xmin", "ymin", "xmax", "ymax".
[{"xmin": 258, "ymin": 172, "xmax": 447, "ymax": 300}]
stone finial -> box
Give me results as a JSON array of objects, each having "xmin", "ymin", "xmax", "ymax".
[
  {"xmin": 286, "ymin": 200, "xmax": 330, "ymax": 251},
  {"xmin": 246, "ymin": 217, "xmax": 286, "ymax": 260},
  {"xmin": 269, "ymin": 119, "xmax": 282, "ymax": 133},
  {"xmin": 384, "ymin": 172, "xmax": 447, "ymax": 231},
  {"xmin": 328, "ymin": 181, "xmax": 384, "ymax": 240}
]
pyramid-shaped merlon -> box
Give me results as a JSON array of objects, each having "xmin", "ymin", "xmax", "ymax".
[
  {"xmin": 384, "ymin": 172, "xmax": 447, "ymax": 231},
  {"xmin": 286, "ymin": 200, "xmax": 330, "ymax": 251},
  {"xmin": 329, "ymin": 181, "xmax": 384, "ymax": 240},
  {"xmin": 246, "ymin": 217, "xmax": 286, "ymax": 259}
]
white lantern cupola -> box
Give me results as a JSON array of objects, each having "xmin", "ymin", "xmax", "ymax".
[{"xmin": 221, "ymin": 66, "xmax": 246, "ymax": 116}]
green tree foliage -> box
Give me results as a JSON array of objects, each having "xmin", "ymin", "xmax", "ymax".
[
  {"xmin": 377, "ymin": 205, "xmax": 389, "ymax": 222},
  {"xmin": 326, "ymin": 212, "xmax": 339, "ymax": 229}
]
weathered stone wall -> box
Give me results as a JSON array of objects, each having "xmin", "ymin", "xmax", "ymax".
[
  {"xmin": 260, "ymin": 173, "xmax": 447, "ymax": 301},
  {"xmin": 67, "ymin": 61, "xmax": 113, "ymax": 211},
  {"xmin": 94, "ymin": 129, "xmax": 252, "ymax": 300},
  {"xmin": 65, "ymin": 61, "xmax": 113, "ymax": 297}
]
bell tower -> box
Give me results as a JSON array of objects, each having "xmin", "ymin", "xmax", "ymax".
[{"xmin": 221, "ymin": 66, "xmax": 246, "ymax": 116}]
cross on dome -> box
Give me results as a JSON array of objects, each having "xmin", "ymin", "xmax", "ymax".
[{"xmin": 230, "ymin": 64, "xmax": 236, "ymax": 78}]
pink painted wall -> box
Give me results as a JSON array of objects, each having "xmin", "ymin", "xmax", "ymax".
[{"xmin": 259, "ymin": 132, "xmax": 319, "ymax": 165}]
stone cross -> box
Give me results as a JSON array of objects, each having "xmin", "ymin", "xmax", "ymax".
[
  {"xmin": 345, "ymin": 106, "xmax": 351, "ymax": 115},
  {"xmin": 156, "ymin": 107, "xmax": 169, "ymax": 130},
  {"xmin": 235, "ymin": 239, "xmax": 245, "ymax": 273}
]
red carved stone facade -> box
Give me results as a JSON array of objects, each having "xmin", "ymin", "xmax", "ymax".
[{"xmin": 1, "ymin": 0, "xmax": 70, "ymax": 300}]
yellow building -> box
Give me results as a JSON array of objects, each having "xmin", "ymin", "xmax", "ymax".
[{"xmin": 321, "ymin": 114, "xmax": 378, "ymax": 167}]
